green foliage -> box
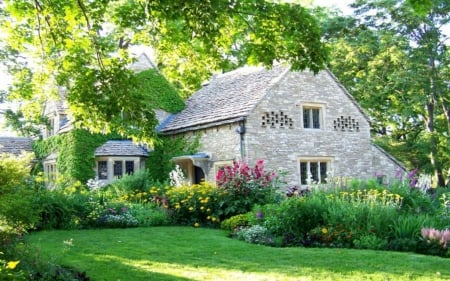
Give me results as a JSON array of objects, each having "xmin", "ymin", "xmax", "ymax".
[
  {"xmin": 165, "ymin": 182, "xmax": 222, "ymax": 227},
  {"xmin": 134, "ymin": 69, "xmax": 185, "ymax": 113},
  {"xmin": 86, "ymin": 202, "xmax": 138, "ymax": 229},
  {"xmin": 35, "ymin": 190, "xmax": 91, "ymax": 230},
  {"xmin": 0, "ymin": 254, "xmax": 26, "ymax": 281},
  {"xmin": 33, "ymin": 129, "xmax": 111, "ymax": 183},
  {"xmin": 235, "ymin": 225, "xmax": 274, "ymax": 246},
  {"xmin": 220, "ymin": 214, "xmax": 251, "ymax": 231},
  {"xmin": 322, "ymin": 0, "xmax": 450, "ymax": 185},
  {"xmin": 1, "ymin": 0, "xmax": 328, "ymax": 141},
  {"xmin": 353, "ymin": 234, "xmax": 388, "ymax": 250},
  {"xmin": 128, "ymin": 204, "xmax": 172, "ymax": 227},
  {"xmin": 108, "ymin": 169, "xmax": 152, "ymax": 194},
  {"xmin": 216, "ymin": 160, "xmax": 281, "ymax": 218},
  {"xmin": 147, "ymin": 135, "xmax": 200, "ymax": 182},
  {"xmin": 0, "ymin": 153, "xmax": 40, "ymax": 231}
]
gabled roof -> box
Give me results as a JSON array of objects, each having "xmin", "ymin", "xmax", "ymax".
[
  {"xmin": 0, "ymin": 137, "xmax": 33, "ymax": 155},
  {"xmin": 159, "ymin": 64, "xmax": 372, "ymax": 134},
  {"xmin": 159, "ymin": 64, "xmax": 290, "ymax": 134},
  {"xmin": 94, "ymin": 140, "xmax": 149, "ymax": 157}
]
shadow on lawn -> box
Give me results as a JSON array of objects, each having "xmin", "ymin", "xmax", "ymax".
[{"xmin": 27, "ymin": 227, "xmax": 449, "ymax": 281}]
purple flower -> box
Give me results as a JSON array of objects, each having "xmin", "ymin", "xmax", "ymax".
[
  {"xmin": 409, "ymin": 177, "xmax": 418, "ymax": 188},
  {"xmin": 256, "ymin": 211, "xmax": 263, "ymax": 220}
]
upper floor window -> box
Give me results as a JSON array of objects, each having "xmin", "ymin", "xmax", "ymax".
[{"xmin": 303, "ymin": 107, "xmax": 322, "ymax": 129}]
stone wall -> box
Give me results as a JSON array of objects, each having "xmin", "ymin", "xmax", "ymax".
[{"xmin": 179, "ymin": 70, "xmax": 405, "ymax": 186}]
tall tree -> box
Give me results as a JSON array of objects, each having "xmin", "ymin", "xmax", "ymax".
[
  {"xmin": 0, "ymin": 0, "xmax": 328, "ymax": 141},
  {"xmin": 320, "ymin": 0, "xmax": 449, "ymax": 186}
]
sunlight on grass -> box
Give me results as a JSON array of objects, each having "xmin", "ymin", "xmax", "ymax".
[
  {"xmin": 86, "ymin": 252, "xmax": 445, "ymax": 281},
  {"xmin": 25, "ymin": 227, "xmax": 450, "ymax": 281}
]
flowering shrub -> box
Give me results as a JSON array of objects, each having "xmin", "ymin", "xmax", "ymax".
[
  {"xmin": 165, "ymin": 182, "xmax": 222, "ymax": 226},
  {"xmin": 87, "ymin": 204, "xmax": 138, "ymax": 228},
  {"xmin": 308, "ymin": 225, "xmax": 355, "ymax": 248},
  {"xmin": 235, "ymin": 225, "xmax": 273, "ymax": 245},
  {"xmin": 216, "ymin": 159, "xmax": 279, "ymax": 217},
  {"xmin": 417, "ymin": 228, "xmax": 450, "ymax": 257},
  {"xmin": 0, "ymin": 254, "xmax": 25, "ymax": 281}
]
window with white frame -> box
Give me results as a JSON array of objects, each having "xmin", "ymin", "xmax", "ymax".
[
  {"xmin": 302, "ymin": 104, "xmax": 324, "ymax": 129},
  {"xmin": 299, "ymin": 159, "xmax": 330, "ymax": 185}
]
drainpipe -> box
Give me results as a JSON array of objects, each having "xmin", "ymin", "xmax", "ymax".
[{"xmin": 235, "ymin": 119, "xmax": 246, "ymax": 159}]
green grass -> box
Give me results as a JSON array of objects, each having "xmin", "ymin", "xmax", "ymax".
[{"xmin": 24, "ymin": 227, "xmax": 449, "ymax": 281}]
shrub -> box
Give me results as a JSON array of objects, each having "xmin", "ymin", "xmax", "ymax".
[
  {"xmin": 353, "ymin": 234, "xmax": 388, "ymax": 250},
  {"xmin": 128, "ymin": 204, "xmax": 172, "ymax": 226},
  {"xmin": 220, "ymin": 214, "xmax": 251, "ymax": 231},
  {"xmin": 109, "ymin": 170, "xmax": 152, "ymax": 194},
  {"xmin": 216, "ymin": 159, "xmax": 280, "ymax": 217},
  {"xmin": 165, "ymin": 182, "xmax": 222, "ymax": 226},
  {"xmin": 0, "ymin": 254, "xmax": 26, "ymax": 281},
  {"xmin": 0, "ymin": 152, "xmax": 40, "ymax": 232},
  {"xmin": 416, "ymin": 228, "xmax": 450, "ymax": 257},
  {"xmin": 236, "ymin": 225, "xmax": 273, "ymax": 245},
  {"xmin": 86, "ymin": 202, "xmax": 138, "ymax": 228}
]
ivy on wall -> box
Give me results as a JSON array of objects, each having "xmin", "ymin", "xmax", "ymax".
[
  {"xmin": 135, "ymin": 69, "xmax": 185, "ymax": 113},
  {"xmin": 147, "ymin": 134, "xmax": 200, "ymax": 182},
  {"xmin": 33, "ymin": 129, "xmax": 113, "ymax": 183}
]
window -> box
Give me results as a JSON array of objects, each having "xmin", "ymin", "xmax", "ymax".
[
  {"xmin": 45, "ymin": 163, "xmax": 57, "ymax": 182},
  {"xmin": 125, "ymin": 161, "xmax": 134, "ymax": 175},
  {"xmin": 114, "ymin": 161, "xmax": 123, "ymax": 178},
  {"xmin": 303, "ymin": 107, "xmax": 321, "ymax": 129},
  {"xmin": 98, "ymin": 161, "xmax": 107, "ymax": 180},
  {"xmin": 300, "ymin": 160, "xmax": 329, "ymax": 184}
]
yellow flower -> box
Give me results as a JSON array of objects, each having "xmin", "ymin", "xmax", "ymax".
[
  {"xmin": 194, "ymin": 222, "xmax": 200, "ymax": 228},
  {"xmin": 189, "ymin": 206, "xmax": 194, "ymax": 211},
  {"xmin": 6, "ymin": 260, "xmax": 20, "ymax": 270},
  {"xmin": 321, "ymin": 228, "xmax": 328, "ymax": 234}
]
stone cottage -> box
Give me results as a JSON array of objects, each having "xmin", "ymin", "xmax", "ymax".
[
  {"xmin": 158, "ymin": 64, "xmax": 406, "ymax": 187},
  {"xmin": 40, "ymin": 53, "xmax": 172, "ymax": 185}
]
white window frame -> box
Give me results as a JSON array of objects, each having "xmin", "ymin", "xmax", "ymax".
[
  {"xmin": 298, "ymin": 157, "xmax": 333, "ymax": 186},
  {"xmin": 301, "ymin": 103, "xmax": 326, "ymax": 130}
]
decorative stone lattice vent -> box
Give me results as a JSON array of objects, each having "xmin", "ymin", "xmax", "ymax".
[
  {"xmin": 334, "ymin": 116, "xmax": 359, "ymax": 132},
  {"xmin": 261, "ymin": 111, "xmax": 294, "ymax": 128}
]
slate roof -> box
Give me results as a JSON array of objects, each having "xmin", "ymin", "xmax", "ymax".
[
  {"xmin": 94, "ymin": 140, "xmax": 149, "ymax": 157},
  {"xmin": 159, "ymin": 64, "xmax": 371, "ymax": 134},
  {"xmin": 0, "ymin": 137, "xmax": 33, "ymax": 155},
  {"xmin": 159, "ymin": 64, "xmax": 290, "ymax": 134}
]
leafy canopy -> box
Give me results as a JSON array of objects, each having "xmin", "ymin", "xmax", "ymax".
[{"xmin": 0, "ymin": 0, "xmax": 328, "ymax": 142}]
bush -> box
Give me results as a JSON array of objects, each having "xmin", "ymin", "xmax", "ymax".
[
  {"xmin": 165, "ymin": 182, "xmax": 222, "ymax": 226},
  {"xmin": 0, "ymin": 152, "xmax": 40, "ymax": 232},
  {"xmin": 220, "ymin": 214, "xmax": 251, "ymax": 231},
  {"xmin": 353, "ymin": 234, "xmax": 388, "ymax": 250},
  {"xmin": 86, "ymin": 202, "xmax": 139, "ymax": 228},
  {"xmin": 35, "ymin": 190, "xmax": 92, "ymax": 230},
  {"xmin": 416, "ymin": 228, "xmax": 450, "ymax": 257},
  {"xmin": 235, "ymin": 225, "xmax": 274, "ymax": 245},
  {"xmin": 108, "ymin": 170, "xmax": 152, "ymax": 195},
  {"xmin": 216, "ymin": 160, "xmax": 280, "ymax": 217},
  {"xmin": 128, "ymin": 204, "xmax": 172, "ymax": 226}
]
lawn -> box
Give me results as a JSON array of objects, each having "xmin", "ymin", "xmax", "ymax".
[{"xmin": 24, "ymin": 226, "xmax": 449, "ymax": 281}]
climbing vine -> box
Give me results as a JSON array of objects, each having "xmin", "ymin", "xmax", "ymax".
[
  {"xmin": 147, "ymin": 134, "xmax": 200, "ymax": 182},
  {"xmin": 135, "ymin": 69, "xmax": 185, "ymax": 113},
  {"xmin": 33, "ymin": 129, "xmax": 113, "ymax": 183}
]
